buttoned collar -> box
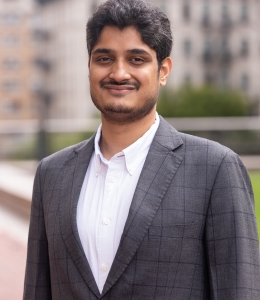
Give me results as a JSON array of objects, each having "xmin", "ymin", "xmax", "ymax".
[{"xmin": 94, "ymin": 112, "xmax": 160, "ymax": 176}]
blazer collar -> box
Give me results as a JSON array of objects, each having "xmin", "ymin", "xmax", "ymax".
[{"xmin": 60, "ymin": 134, "xmax": 102, "ymax": 297}]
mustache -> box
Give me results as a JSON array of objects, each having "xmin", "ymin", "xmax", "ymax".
[{"xmin": 100, "ymin": 80, "xmax": 140, "ymax": 91}]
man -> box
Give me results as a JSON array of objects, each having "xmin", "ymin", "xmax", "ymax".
[{"xmin": 23, "ymin": 0, "xmax": 260, "ymax": 299}]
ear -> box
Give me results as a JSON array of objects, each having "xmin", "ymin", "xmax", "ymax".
[{"xmin": 159, "ymin": 57, "xmax": 172, "ymax": 86}]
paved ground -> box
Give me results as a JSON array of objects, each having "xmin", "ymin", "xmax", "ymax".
[
  {"xmin": 0, "ymin": 233, "xmax": 27, "ymax": 300},
  {"xmin": 0, "ymin": 161, "xmax": 34, "ymax": 299},
  {"xmin": 0, "ymin": 204, "xmax": 29, "ymax": 300}
]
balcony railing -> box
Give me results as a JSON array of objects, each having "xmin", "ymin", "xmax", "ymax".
[{"xmin": 202, "ymin": 51, "xmax": 233, "ymax": 64}]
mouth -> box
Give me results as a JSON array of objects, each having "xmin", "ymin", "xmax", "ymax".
[
  {"xmin": 100, "ymin": 81, "xmax": 140, "ymax": 95},
  {"xmin": 104, "ymin": 85, "xmax": 136, "ymax": 93}
]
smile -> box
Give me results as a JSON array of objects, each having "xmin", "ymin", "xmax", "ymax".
[{"xmin": 103, "ymin": 85, "xmax": 136, "ymax": 94}]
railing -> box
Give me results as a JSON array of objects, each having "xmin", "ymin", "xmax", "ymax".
[{"xmin": 0, "ymin": 117, "xmax": 259, "ymax": 134}]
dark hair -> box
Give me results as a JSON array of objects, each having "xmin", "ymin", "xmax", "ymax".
[{"xmin": 86, "ymin": 0, "xmax": 173, "ymax": 67}]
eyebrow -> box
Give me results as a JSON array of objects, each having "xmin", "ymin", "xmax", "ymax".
[
  {"xmin": 91, "ymin": 48, "xmax": 152, "ymax": 58},
  {"xmin": 92, "ymin": 48, "xmax": 113, "ymax": 55},
  {"xmin": 126, "ymin": 49, "xmax": 152, "ymax": 57}
]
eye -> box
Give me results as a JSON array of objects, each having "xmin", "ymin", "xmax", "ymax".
[
  {"xmin": 129, "ymin": 57, "xmax": 145, "ymax": 65},
  {"xmin": 96, "ymin": 57, "xmax": 113, "ymax": 64}
]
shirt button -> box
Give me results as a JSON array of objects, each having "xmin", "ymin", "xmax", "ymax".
[
  {"xmin": 102, "ymin": 265, "xmax": 109, "ymax": 271},
  {"xmin": 110, "ymin": 177, "xmax": 116, "ymax": 183},
  {"xmin": 103, "ymin": 218, "xmax": 110, "ymax": 225}
]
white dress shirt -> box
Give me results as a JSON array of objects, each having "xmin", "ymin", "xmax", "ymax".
[{"xmin": 77, "ymin": 113, "xmax": 160, "ymax": 293}]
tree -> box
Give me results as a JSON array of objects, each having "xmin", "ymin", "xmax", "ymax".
[{"xmin": 157, "ymin": 85, "xmax": 249, "ymax": 117}]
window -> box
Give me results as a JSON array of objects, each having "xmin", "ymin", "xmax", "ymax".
[
  {"xmin": 220, "ymin": 71, "xmax": 229, "ymax": 88},
  {"xmin": 205, "ymin": 73, "xmax": 214, "ymax": 85},
  {"xmin": 33, "ymin": 29, "xmax": 51, "ymax": 42},
  {"xmin": 221, "ymin": 2, "xmax": 231, "ymax": 27},
  {"xmin": 203, "ymin": 38, "xmax": 213, "ymax": 62},
  {"xmin": 183, "ymin": 2, "xmax": 190, "ymax": 21},
  {"xmin": 2, "ymin": 58, "xmax": 21, "ymax": 69},
  {"xmin": 1, "ymin": 13, "xmax": 20, "ymax": 25},
  {"xmin": 221, "ymin": 37, "xmax": 229, "ymax": 52},
  {"xmin": 222, "ymin": 3, "xmax": 229, "ymax": 20},
  {"xmin": 202, "ymin": 2, "xmax": 210, "ymax": 27},
  {"xmin": 221, "ymin": 37, "xmax": 232, "ymax": 63},
  {"xmin": 204, "ymin": 38, "xmax": 212, "ymax": 53},
  {"xmin": 2, "ymin": 80, "xmax": 21, "ymax": 91},
  {"xmin": 1, "ymin": 100, "xmax": 21, "ymax": 114},
  {"xmin": 183, "ymin": 39, "xmax": 192, "ymax": 57},
  {"xmin": 241, "ymin": 73, "xmax": 249, "ymax": 91},
  {"xmin": 2, "ymin": 35, "xmax": 20, "ymax": 46},
  {"xmin": 184, "ymin": 74, "xmax": 192, "ymax": 85},
  {"xmin": 30, "ymin": 79, "xmax": 42, "ymax": 93},
  {"xmin": 241, "ymin": 1, "xmax": 249, "ymax": 22},
  {"xmin": 241, "ymin": 39, "xmax": 249, "ymax": 56}
]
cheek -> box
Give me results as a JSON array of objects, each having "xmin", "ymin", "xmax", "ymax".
[
  {"xmin": 89, "ymin": 67, "xmax": 103, "ymax": 81},
  {"xmin": 138, "ymin": 68, "xmax": 159, "ymax": 85}
]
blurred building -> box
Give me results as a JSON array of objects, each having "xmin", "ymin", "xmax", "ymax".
[
  {"xmin": 163, "ymin": 0, "xmax": 260, "ymax": 103},
  {"xmin": 33, "ymin": 0, "xmax": 99, "ymax": 120},
  {"xmin": 32, "ymin": 0, "xmax": 260, "ymax": 120},
  {"xmin": 0, "ymin": 0, "xmax": 37, "ymax": 120}
]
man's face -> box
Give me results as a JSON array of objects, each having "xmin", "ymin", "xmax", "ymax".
[{"xmin": 89, "ymin": 26, "xmax": 169, "ymax": 124}]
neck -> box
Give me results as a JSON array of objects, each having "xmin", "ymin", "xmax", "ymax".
[{"xmin": 99, "ymin": 110, "xmax": 157, "ymax": 160}]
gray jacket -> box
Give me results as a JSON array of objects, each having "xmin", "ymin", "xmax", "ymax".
[{"xmin": 23, "ymin": 117, "xmax": 260, "ymax": 299}]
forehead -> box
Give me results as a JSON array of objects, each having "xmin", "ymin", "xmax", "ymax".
[{"xmin": 92, "ymin": 25, "xmax": 156, "ymax": 56}]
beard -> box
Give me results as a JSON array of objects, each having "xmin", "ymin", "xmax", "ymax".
[{"xmin": 91, "ymin": 90, "xmax": 159, "ymax": 125}]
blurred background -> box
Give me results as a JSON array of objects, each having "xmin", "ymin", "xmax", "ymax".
[{"xmin": 0, "ymin": 0, "xmax": 260, "ymax": 299}]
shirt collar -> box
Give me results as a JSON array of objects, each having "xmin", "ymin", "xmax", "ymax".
[{"xmin": 94, "ymin": 112, "xmax": 160, "ymax": 176}]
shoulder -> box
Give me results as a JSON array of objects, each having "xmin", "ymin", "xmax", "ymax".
[
  {"xmin": 179, "ymin": 131, "xmax": 231, "ymax": 155},
  {"xmin": 158, "ymin": 117, "xmax": 244, "ymax": 173},
  {"xmin": 180, "ymin": 131, "xmax": 243, "ymax": 166},
  {"xmin": 176, "ymin": 131, "xmax": 251, "ymax": 194},
  {"xmin": 158, "ymin": 116, "xmax": 235, "ymax": 162},
  {"xmin": 39, "ymin": 135, "xmax": 95, "ymax": 172}
]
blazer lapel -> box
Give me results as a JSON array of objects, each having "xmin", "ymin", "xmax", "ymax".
[
  {"xmin": 59, "ymin": 136, "xmax": 101, "ymax": 297},
  {"xmin": 102, "ymin": 118, "xmax": 184, "ymax": 296}
]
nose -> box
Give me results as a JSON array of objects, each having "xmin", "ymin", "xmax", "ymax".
[{"xmin": 109, "ymin": 60, "xmax": 131, "ymax": 82}]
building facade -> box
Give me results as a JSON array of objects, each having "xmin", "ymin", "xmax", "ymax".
[
  {"xmin": 164, "ymin": 0, "xmax": 260, "ymax": 102},
  {"xmin": 33, "ymin": 0, "xmax": 99, "ymax": 120},
  {"xmin": 0, "ymin": 0, "xmax": 37, "ymax": 120}
]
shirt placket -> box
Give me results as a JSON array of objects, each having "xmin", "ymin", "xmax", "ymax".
[{"xmin": 97, "ymin": 158, "xmax": 122, "ymax": 290}]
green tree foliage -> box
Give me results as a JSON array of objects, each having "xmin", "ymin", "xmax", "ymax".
[{"xmin": 157, "ymin": 85, "xmax": 249, "ymax": 117}]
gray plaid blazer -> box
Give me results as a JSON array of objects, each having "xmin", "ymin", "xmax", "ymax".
[{"xmin": 24, "ymin": 117, "xmax": 260, "ymax": 299}]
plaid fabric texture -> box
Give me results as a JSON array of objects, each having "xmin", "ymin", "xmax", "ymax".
[{"xmin": 23, "ymin": 117, "xmax": 260, "ymax": 299}]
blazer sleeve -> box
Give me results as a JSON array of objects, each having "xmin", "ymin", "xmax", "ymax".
[
  {"xmin": 205, "ymin": 150, "xmax": 260, "ymax": 299},
  {"xmin": 23, "ymin": 161, "xmax": 52, "ymax": 300}
]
